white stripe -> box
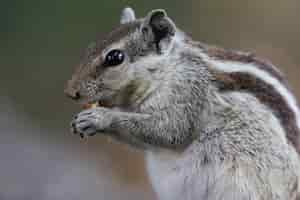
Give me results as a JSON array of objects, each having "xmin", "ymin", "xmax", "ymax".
[{"xmin": 200, "ymin": 52, "xmax": 300, "ymax": 130}]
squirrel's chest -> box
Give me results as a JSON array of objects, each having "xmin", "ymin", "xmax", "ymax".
[{"xmin": 145, "ymin": 151, "xmax": 213, "ymax": 200}]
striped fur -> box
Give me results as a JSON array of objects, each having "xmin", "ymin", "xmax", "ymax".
[{"xmin": 197, "ymin": 47, "xmax": 300, "ymax": 154}]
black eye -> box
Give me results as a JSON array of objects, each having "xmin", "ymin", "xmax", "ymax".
[{"xmin": 104, "ymin": 49, "xmax": 125, "ymax": 67}]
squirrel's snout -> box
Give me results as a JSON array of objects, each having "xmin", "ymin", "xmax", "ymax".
[{"xmin": 64, "ymin": 85, "xmax": 81, "ymax": 100}]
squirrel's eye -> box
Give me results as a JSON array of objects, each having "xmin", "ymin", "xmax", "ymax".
[{"xmin": 104, "ymin": 49, "xmax": 125, "ymax": 67}]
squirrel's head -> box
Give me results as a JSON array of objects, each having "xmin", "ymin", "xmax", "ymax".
[{"xmin": 65, "ymin": 7, "xmax": 179, "ymax": 108}]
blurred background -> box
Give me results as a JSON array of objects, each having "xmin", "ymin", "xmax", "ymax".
[{"xmin": 1, "ymin": 0, "xmax": 299, "ymax": 199}]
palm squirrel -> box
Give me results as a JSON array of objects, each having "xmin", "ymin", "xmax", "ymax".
[{"xmin": 65, "ymin": 7, "xmax": 300, "ymax": 200}]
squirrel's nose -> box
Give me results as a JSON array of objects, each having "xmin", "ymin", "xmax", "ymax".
[{"xmin": 64, "ymin": 87, "xmax": 81, "ymax": 100}]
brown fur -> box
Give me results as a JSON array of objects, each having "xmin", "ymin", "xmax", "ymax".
[
  {"xmin": 201, "ymin": 46, "xmax": 300, "ymax": 155},
  {"xmin": 211, "ymin": 69, "xmax": 300, "ymax": 155},
  {"xmin": 206, "ymin": 47, "xmax": 288, "ymax": 84}
]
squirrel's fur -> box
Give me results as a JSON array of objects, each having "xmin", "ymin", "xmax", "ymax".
[{"xmin": 65, "ymin": 7, "xmax": 300, "ymax": 200}]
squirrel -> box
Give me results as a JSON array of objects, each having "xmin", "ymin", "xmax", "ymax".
[{"xmin": 64, "ymin": 7, "xmax": 300, "ymax": 200}]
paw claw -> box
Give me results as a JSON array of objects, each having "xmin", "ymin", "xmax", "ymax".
[
  {"xmin": 71, "ymin": 127, "xmax": 77, "ymax": 135},
  {"xmin": 79, "ymin": 133, "xmax": 84, "ymax": 139},
  {"xmin": 70, "ymin": 121, "xmax": 77, "ymax": 134},
  {"xmin": 69, "ymin": 107, "xmax": 111, "ymax": 139}
]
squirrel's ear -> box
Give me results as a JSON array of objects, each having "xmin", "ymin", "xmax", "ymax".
[
  {"xmin": 141, "ymin": 9, "xmax": 176, "ymax": 54},
  {"xmin": 120, "ymin": 7, "xmax": 136, "ymax": 24}
]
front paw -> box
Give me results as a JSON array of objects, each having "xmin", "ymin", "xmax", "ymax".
[{"xmin": 70, "ymin": 107, "xmax": 112, "ymax": 138}]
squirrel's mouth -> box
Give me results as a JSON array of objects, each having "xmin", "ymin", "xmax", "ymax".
[
  {"xmin": 82, "ymin": 102, "xmax": 100, "ymax": 109},
  {"xmin": 82, "ymin": 100, "xmax": 114, "ymax": 109}
]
